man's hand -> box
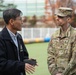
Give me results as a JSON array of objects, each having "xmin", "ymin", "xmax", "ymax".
[
  {"xmin": 24, "ymin": 58, "xmax": 37, "ymax": 66},
  {"xmin": 56, "ymin": 73, "xmax": 62, "ymax": 75},
  {"xmin": 25, "ymin": 63, "xmax": 35, "ymax": 74}
]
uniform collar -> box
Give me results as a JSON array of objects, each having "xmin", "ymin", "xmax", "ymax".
[{"xmin": 56, "ymin": 25, "xmax": 73, "ymax": 38}]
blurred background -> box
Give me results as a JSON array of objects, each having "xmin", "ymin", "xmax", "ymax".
[
  {"xmin": 0, "ymin": 0, "xmax": 76, "ymax": 75},
  {"xmin": 0, "ymin": 0, "xmax": 76, "ymax": 28}
]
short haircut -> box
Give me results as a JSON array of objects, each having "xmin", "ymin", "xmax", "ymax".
[
  {"xmin": 66, "ymin": 15, "xmax": 72, "ymax": 18},
  {"xmin": 3, "ymin": 8, "xmax": 22, "ymax": 24}
]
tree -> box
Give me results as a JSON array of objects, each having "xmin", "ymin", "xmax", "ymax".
[
  {"xmin": 0, "ymin": 0, "xmax": 17, "ymax": 26},
  {"xmin": 56, "ymin": 0, "xmax": 73, "ymax": 8},
  {"xmin": 6, "ymin": 3, "xmax": 17, "ymax": 9},
  {"xmin": 0, "ymin": 0, "xmax": 4, "ymax": 4},
  {"xmin": 0, "ymin": 0, "xmax": 17, "ymax": 12},
  {"xmin": 47, "ymin": 0, "xmax": 56, "ymax": 21}
]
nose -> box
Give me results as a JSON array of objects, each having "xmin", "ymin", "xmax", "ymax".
[{"xmin": 20, "ymin": 20, "xmax": 23, "ymax": 25}]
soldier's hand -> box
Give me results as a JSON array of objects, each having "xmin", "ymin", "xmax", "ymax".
[{"xmin": 25, "ymin": 63, "xmax": 35, "ymax": 74}]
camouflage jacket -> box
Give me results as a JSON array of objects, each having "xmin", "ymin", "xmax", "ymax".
[{"xmin": 47, "ymin": 25, "xmax": 76, "ymax": 75}]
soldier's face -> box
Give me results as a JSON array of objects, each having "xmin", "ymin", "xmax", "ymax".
[{"xmin": 56, "ymin": 16, "xmax": 67, "ymax": 26}]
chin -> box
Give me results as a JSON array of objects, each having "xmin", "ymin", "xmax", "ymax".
[{"xmin": 18, "ymin": 28, "xmax": 21, "ymax": 31}]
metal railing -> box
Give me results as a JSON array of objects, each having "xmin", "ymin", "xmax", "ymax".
[{"xmin": 0, "ymin": 28, "xmax": 58, "ymax": 39}]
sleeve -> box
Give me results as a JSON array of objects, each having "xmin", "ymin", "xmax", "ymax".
[
  {"xmin": 0, "ymin": 38, "xmax": 26, "ymax": 74},
  {"xmin": 47, "ymin": 37, "xmax": 58, "ymax": 75},
  {"xmin": 63, "ymin": 38, "xmax": 76, "ymax": 75}
]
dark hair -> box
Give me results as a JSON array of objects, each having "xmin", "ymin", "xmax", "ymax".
[
  {"xmin": 66, "ymin": 15, "xmax": 72, "ymax": 18},
  {"xmin": 3, "ymin": 8, "xmax": 22, "ymax": 24}
]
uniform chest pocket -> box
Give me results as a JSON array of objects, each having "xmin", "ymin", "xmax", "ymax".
[
  {"xmin": 52, "ymin": 38, "xmax": 70, "ymax": 48},
  {"xmin": 52, "ymin": 37, "xmax": 72, "ymax": 57}
]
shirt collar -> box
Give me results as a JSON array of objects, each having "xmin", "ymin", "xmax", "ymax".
[{"xmin": 7, "ymin": 28, "xmax": 18, "ymax": 38}]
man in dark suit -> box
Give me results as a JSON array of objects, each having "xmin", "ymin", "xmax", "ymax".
[{"xmin": 0, "ymin": 8, "xmax": 37, "ymax": 75}]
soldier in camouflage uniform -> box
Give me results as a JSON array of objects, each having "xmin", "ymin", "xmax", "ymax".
[{"xmin": 47, "ymin": 7, "xmax": 76, "ymax": 75}]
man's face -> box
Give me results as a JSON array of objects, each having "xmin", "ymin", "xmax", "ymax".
[
  {"xmin": 55, "ymin": 15, "xmax": 67, "ymax": 27},
  {"xmin": 12, "ymin": 16, "xmax": 23, "ymax": 31}
]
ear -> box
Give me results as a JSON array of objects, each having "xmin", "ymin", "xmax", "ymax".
[
  {"xmin": 67, "ymin": 17, "xmax": 70, "ymax": 21},
  {"xmin": 9, "ymin": 19, "xmax": 14, "ymax": 25},
  {"xmin": 67, "ymin": 17, "xmax": 71, "ymax": 23}
]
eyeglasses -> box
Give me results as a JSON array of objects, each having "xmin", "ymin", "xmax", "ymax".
[{"xmin": 16, "ymin": 18, "xmax": 22, "ymax": 21}]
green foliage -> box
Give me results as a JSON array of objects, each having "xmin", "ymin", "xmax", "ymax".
[
  {"xmin": 0, "ymin": 1, "xmax": 16, "ymax": 10},
  {"xmin": 0, "ymin": 0, "xmax": 17, "ymax": 17},
  {"xmin": 6, "ymin": 3, "xmax": 17, "ymax": 9},
  {"xmin": 0, "ymin": 0, "xmax": 4, "ymax": 4}
]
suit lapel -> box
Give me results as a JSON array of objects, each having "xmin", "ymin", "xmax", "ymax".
[
  {"xmin": 17, "ymin": 35, "xmax": 24, "ymax": 61},
  {"xmin": 1, "ymin": 27, "xmax": 18, "ymax": 59}
]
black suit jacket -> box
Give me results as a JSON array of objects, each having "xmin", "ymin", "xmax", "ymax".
[{"xmin": 0, "ymin": 27, "xmax": 29, "ymax": 75}]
